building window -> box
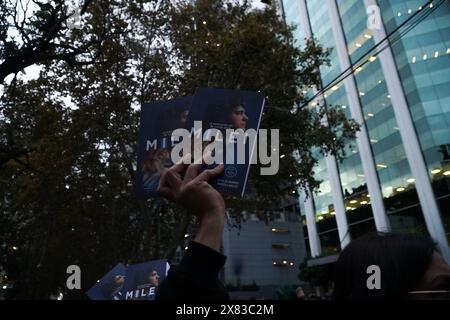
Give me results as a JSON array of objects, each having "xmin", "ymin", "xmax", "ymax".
[
  {"xmin": 272, "ymin": 243, "xmax": 291, "ymax": 249},
  {"xmin": 272, "ymin": 260, "xmax": 295, "ymax": 267},
  {"xmin": 271, "ymin": 227, "xmax": 289, "ymax": 233}
]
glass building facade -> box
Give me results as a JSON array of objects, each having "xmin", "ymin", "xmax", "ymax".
[{"xmin": 279, "ymin": 0, "xmax": 450, "ymax": 260}]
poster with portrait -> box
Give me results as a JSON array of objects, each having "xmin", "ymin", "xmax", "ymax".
[
  {"xmin": 86, "ymin": 263, "xmax": 127, "ymax": 300},
  {"xmin": 119, "ymin": 259, "xmax": 169, "ymax": 300},
  {"xmin": 185, "ymin": 88, "xmax": 265, "ymax": 196},
  {"xmin": 136, "ymin": 96, "xmax": 192, "ymax": 199}
]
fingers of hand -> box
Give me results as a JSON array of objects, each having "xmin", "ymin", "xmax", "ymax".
[
  {"xmin": 171, "ymin": 152, "xmax": 191, "ymax": 173},
  {"xmin": 157, "ymin": 168, "xmax": 182, "ymax": 200},
  {"xmin": 183, "ymin": 150, "xmax": 212, "ymax": 183},
  {"xmin": 165, "ymin": 169, "xmax": 182, "ymax": 186},
  {"xmin": 157, "ymin": 152, "xmax": 224, "ymax": 199},
  {"xmin": 183, "ymin": 162, "xmax": 203, "ymax": 183},
  {"xmin": 156, "ymin": 185, "xmax": 172, "ymax": 199},
  {"xmin": 194, "ymin": 164, "xmax": 224, "ymax": 183}
]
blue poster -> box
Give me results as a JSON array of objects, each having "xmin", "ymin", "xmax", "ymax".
[
  {"xmin": 185, "ymin": 88, "xmax": 265, "ymax": 196},
  {"xmin": 136, "ymin": 88, "xmax": 265, "ymax": 198},
  {"xmin": 136, "ymin": 96, "xmax": 192, "ymax": 199},
  {"xmin": 120, "ymin": 259, "xmax": 169, "ymax": 300},
  {"xmin": 86, "ymin": 263, "xmax": 127, "ymax": 300}
]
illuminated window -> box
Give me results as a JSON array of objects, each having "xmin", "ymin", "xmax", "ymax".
[
  {"xmin": 271, "ymin": 227, "xmax": 289, "ymax": 233},
  {"xmin": 272, "ymin": 260, "xmax": 295, "ymax": 267}
]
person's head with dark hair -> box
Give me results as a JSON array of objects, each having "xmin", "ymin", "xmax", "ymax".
[
  {"xmin": 205, "ymin": 98, "xmax": 248, "ymax": 130},
  {"xmin": 149, "ymin": 270, "xmax": 160, "ymax": 287},
  {"xmin": 333, "ymin": 232, "xmax": 450, "ymax": 300},
  {"xmin": 228, "ymin": 98, "xmax": 248, "ymax": 130}
]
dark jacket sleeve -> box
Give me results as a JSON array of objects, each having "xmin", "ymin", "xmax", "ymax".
[{"xmin": 156, "ymin": 241, "xmax": 229, "ymax": 301}]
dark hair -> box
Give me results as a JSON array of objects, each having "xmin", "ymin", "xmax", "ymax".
[
  {"xmin": 333, "ymin": 232, "xmax": 436, "ymax": 300},
  {"xmin": 205, "ymin": 97, "xmax": 244, "ymax": 127}
]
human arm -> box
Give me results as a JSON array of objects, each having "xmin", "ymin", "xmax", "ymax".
[{"xmin": 155, "ymin": 157, "xmax": 228, "ymax": 300}]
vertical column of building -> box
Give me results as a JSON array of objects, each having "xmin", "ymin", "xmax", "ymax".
[
  {"xmin": 363, "ymin": 0, "xmax": 450, "ymax": 262},
  {"xmin": 298, "ymin": 0, "xmax": 350, "ymax": 249},
  {"xmin": 300, "ymin": 188, "xmax": 322, "ymax": 257},
  {"xmin": 326, "ymin": 0, "xmax": 391, "ymax": 233}
]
